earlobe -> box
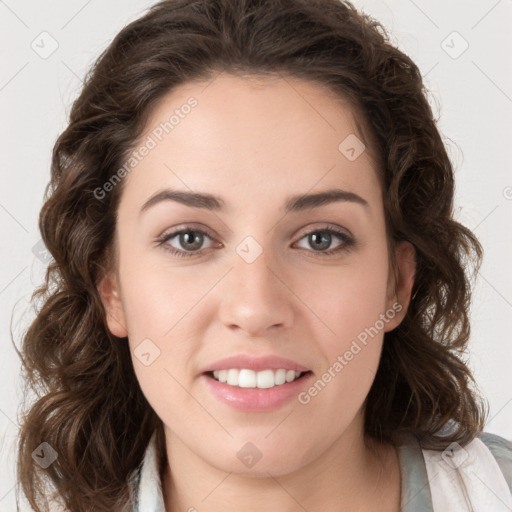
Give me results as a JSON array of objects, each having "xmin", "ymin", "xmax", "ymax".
[
  {"xmin": 97, "ymin": 273, "xmax": 128, "ymax": 338},
  {"xmin": 385, "ymin": 241, "xmax": 416, "ymax": 332}
]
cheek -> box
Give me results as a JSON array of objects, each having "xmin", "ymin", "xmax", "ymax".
[
  {"xmin": 295, "ymin": 256, "xmax": 389, "ymax": 421},
  {"xmin": 120, "ymin": 262, "xmax": 204, "ymax": 421},
  {"xmin": 301, "ymin": 244, "xmax": 390, "ymax": 344},
  {"xmin": 118, "ymin": 239, "xmax": 209, "ymax": 339}
]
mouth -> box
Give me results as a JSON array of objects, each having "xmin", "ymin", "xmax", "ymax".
[
  {"xmin": 204, "ymin": 369, "xmax": 314, "ymax": 389},
  {"xmin": 202, "ymin": 368, "xmax": 314, "ymax": 411}
]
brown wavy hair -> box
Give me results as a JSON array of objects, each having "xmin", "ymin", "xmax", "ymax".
[{"xmin": 15, "ymin": 0, "xmax": 489, "ymax": 510}]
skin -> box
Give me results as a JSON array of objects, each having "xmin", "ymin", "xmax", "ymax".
[{"xmin": 98, "ymin": 72, "xmax": 416, "ymax": 512}]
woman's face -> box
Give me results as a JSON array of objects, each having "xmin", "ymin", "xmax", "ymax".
[{"xmin": 99, "ymin": 73, "xmax": 415, "ymax": 476}]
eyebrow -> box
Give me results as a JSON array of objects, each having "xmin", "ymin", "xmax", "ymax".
[{"xmin": 139, "ymin": 188, "xmax": 369, "ymax": 215}]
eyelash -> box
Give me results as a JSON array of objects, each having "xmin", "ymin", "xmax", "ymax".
[{"xmin": 155, "ymin": 224, "xmax": 355, "ymax": 259}]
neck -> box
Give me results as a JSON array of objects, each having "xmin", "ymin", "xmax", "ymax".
[{"xmin": 161, "ymin": 411, "xmax": 401, "ymax": 512}]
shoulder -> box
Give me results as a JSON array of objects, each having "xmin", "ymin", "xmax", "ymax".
[
  {"xmin": 396, "ymin": 430, "xmax": 512, "ymax": 511},
  {"xmin": 476, "ymin": 431, "xmax": 512, "ymax": 494}
]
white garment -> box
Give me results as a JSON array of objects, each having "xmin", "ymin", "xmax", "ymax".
[
  {"xmin": 423, "ymin": 437, "xmax": 512, "ymax": 511},
  {"xmin": 135, "ymin": 433, "xmax": 166, "ymax": 512}
]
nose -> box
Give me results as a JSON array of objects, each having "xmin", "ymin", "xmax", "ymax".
[{"xmin": 218, "ymin": 246, "xmax": 295, "ymax": 337}]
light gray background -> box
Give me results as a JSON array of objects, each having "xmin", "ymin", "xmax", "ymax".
[{"xmin": 1, "ymin": 1, "xmax": 511, "ymax": 510}]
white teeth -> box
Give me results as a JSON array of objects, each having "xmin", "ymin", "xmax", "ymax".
[
  {"xmin": 211, "ymin": 368, "xmax": 305, "ymax": 388},
  {"xmin": 275, "ymin": 369, "xmax": 286, "ymax": 385},
  {"xmin": 256, "ymin": 369, "xmax": 274, "ymax": 389},
  {"xmin": 227, "ymin": 369, "xmax": 239, "ymax": 386},
  {"xmin": 239, "ymin": 369, "xmax": 256, "ymax": 388}
]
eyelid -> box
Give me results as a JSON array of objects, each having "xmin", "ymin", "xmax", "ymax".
[
  {"xmin": 157, "ymin": 222, "xmax": 216, "ymax": 241},
  {"xmin": 294, "ymin": 222, "xmax": 353, "ymax": 240}
]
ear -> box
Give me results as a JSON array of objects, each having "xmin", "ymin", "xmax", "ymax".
[
  {"xmin": 97, "ymin": 272, "xmax": 128, "ymax": 338},
  {"xmin": 384, "ymin": 241, "xmax": 416, "ymax": 332}
]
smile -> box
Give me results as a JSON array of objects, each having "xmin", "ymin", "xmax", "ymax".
[
  {"xmin": 203, "ymin": 370, "xmax": 314, "ymax": 412},
  {"xmin": 211, "ymin": 368, "xmax": 305, "ymax": 389}
]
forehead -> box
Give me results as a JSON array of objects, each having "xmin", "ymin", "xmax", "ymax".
[{"xmin": 119, "ymin": 72, "xmax": 381, "ymax": 214}]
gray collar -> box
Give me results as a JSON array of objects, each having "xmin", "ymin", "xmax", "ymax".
[{"xmin": 398, "ymin": 433, "xmax": 434, "ymax": 511}]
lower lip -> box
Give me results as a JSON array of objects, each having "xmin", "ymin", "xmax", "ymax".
[{"xmin": 201, "ymin": 372, "xmax": 313, "ymax": 412}]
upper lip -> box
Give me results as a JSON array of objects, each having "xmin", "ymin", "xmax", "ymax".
[{"xmin": 201, "ymin": 355, "xmax": 311, "ymax": 373}]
